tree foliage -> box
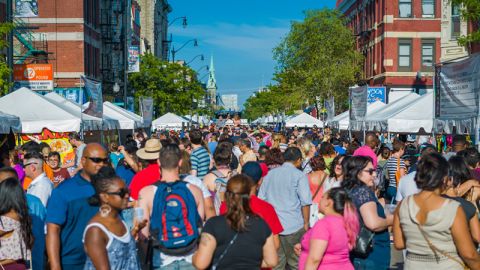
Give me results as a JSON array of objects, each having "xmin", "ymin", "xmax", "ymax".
[
  {"xmin": 129, "ymin": 54, "xmax": 206, "ymax": 117},
  {"xmin": 0, "ymin": 23, "xmax": 14, "ymax": 96},
  {"xmin": 452, "ymin": 0, "xmax": 480, "ymax": 46},
  {"xmin": 244, "ymin": 9, "xmax": 362, "ymax": 120}
]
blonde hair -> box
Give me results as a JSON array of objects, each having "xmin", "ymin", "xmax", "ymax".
[{"xmin": 297, "ymin": 137, "xmax": 314, "ymax": 159}]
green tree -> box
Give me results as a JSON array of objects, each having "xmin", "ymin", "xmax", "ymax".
[
  {"xmin": 452, "ymin": 0, "xmax": 480, "ymax": 47},
  {"xmin": 0, "ymin": 23, "xmax": 14, "ymax": 95},
  {"xmin": 129, "ymin": 54, "xmax": 206, "ymax": 117},
  {"xmin": 272, "ymin": 9, "xmax": 363, "ymax": 114}
]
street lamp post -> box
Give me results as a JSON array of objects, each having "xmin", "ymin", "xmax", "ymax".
[
  {"xmin": 186, "ymin": 54, "xmax": 204, "ymax": 65},
  {"xmin": 171, "ymin": 39, "xmax": 198, "ymax": 63},
  {"xmin": 168, "ymin": 16, "xmax": 187, "ymax": 27},
  {"xmin": 196, "ymin": 65, "xmax": 209, "ymax": 74}
]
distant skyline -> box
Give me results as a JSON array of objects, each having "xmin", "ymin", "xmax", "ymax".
[{"xmin": 168, "ymin": 0, "xmax": 337, "ymax": 108}]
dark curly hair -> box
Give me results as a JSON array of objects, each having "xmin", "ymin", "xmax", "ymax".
[
  {"xmin": 88, "ymin": 166, "xmax": 122, "ymax": 206},
  {"xmin": 265, "ymin": 148, "xmax": 284, "ymax": 166},
  {"xmin": 341, "ymin": 156, "xmax": 373, "ymax": 190}
]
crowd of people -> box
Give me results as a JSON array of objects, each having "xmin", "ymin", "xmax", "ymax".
[{"xmin": 1, "ymin": 124, "xmax": 480, "ymax": 270}]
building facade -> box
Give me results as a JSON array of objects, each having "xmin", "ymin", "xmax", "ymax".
[
  {"xmin": 220, "ymin": 94, "xmax": 238, "ymax": 111},
  {"xmin": 136, "ymin": 0, "xmax": 170, "ymax": 60},
  {"xmin": 440, "ymin": 0, "xmax": 468, "ymax": 61},
  {"xmin": 337, "ymin": 0, "xmax": 442, "ymax": 101}
]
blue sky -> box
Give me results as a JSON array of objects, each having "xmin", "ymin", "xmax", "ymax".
[{"xmin": 168, "ymin": 0, "xmax": 338, "ymax": 109}]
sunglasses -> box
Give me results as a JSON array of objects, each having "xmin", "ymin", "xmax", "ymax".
[
  {"xmin": 362, "ymin": 168, "xmax": 377, "ymax": 175},
  {"xmin": 85, "ymin": 156, "xmax": 110, "ymax": 164},
  {"xmin": 106, "ymin": 188, "xmax": 130, "ymax": 198},
  {"xmin": 24, "ymin": 162, "xmax": 38, "ymax": 167}
]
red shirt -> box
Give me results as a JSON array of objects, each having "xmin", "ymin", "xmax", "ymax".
[
  {"xmin": 220, "ymin": 195, "xmax": 284, "ymax": 235},
  {"xmin": 129, "ymin": 163, "xmax": 161, "ymax": 200}
]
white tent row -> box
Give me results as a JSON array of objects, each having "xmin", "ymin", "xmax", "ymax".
[
  {"xmin": 0, "ymin": 88, "xmax": 82, "ymax": 133},
  {"xmin": 184, "ymin": 115, "xmax": 211, "ymax": 126},
  {"xmin": 0, "ymin": 111, "xmax": 21, "ymax": 134},
  {"xmin": 45, "ymin": 93, "xmax": 120, "ymax": 131},
  {"xmin": 329, "ymin": 92, "xmax": 435, "ymax": 133},
  {"xmin": 82, "ymin": 101, "xmax": 147, "ymax": 130},
  {"xmin": 328, "ymin": 100, "xmax": 386, "ymax": 130},
  {"xmin": 285, "ymin": 112, "xmax": 324, "ymax": 128},
  {"xmin": 152, "ymin": 113, "xmax": 192, "ymax": 130}
]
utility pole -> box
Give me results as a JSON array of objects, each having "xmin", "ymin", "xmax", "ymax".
[
  {"xmin": 7, "ymin": 0, "xmax": 14, "ymax": 93},
  {"xmin": 123, "ymin": 0, "xmax": 129, "ymax": 108}
]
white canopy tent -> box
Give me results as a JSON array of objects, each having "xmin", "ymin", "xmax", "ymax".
[
  {"xmin": 364, "ymin": 92, "xmax": 420, "ymax": 132},
  {"xmin": 386, "ymin": 92, "xmax": 434, "ymax": 133},
  {"xmin": 0, "ymin": 111, "xmax": 21, "ymax": 134},
  {"xmin": 0, "ymin": 88, "xmax": 82, "ymax": 133},
  {"xmin": 329, "ymin": 100, "xmax": 386, "ymax": 130},
  {"xmin": 152, "ymin": 113, "xmax": 191, "ymax": 130},
  {"xmin": 45, "ymin": 93, "xmax": 119, "ymax": 131},
  {"xmin": 285, "ymin": 112, "xmax": 324, "ymax": 128},
  {"xmin": 184, "ymin": 115, "xmax": 211, "ymax": 126},
  {"xmin": 103, "ymin": 101, "xmax": 145, "ymax": 130}
]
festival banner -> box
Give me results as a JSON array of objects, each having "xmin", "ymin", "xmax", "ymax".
[
  {"xmin": 81, "ymin": 76, "xmax": 103, "ymax": 118},
  {"xmin": 324, "ymin": 96, "xmax": 335, "ymax": 120},
  {"xmin": 349, "ymin": 85, "xmax": 368, "ymax": 121},
  {"xmin": 126, "ymin": 97, "xmax": 135, "ymax": 112},
  {"xmin": 435, "ymin": 54, "xmax": 480, "ymax": 120},
  {"xmin": 140, "ymin": 97, "xmax": 154, "ymax": 125},
  {"xmin": 14, "ymin": 0, "xmax": 38, "ymax": 17},
  {"xmin": 128, "ymin": 46, "xmax": 140, "ymax": 73},
  {"xmin": 367, "ymin": 87, "xmax": 386, "ymax": 104},
  {"xmin": 13, "ymin": 64, "xmax": 53, "ymax": 90},
  {"xmin": 16, "ymin": 128, "xmax": 75, "ymax": 165}
]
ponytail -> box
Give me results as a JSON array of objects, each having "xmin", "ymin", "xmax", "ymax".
[
  {"xmin": 328, "ymin": 187, "xmax": 360, "ymax": 250},
  {"xmin": 343, "ymin": 200, "xmax": 360, "ymax": 250}
]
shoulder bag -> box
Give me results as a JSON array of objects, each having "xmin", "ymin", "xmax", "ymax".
[
  {"xmin": 309, "ymin": 173, "xmax": 328, "ymax": 227},
  {"xmin": 211, "ymin": 233, "xmax": 239, "ymax": 270}
]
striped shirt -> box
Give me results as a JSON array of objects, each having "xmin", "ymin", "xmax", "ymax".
[
  {"xmin": 386, "ymin": 157, "xmax": 406, "ymax": 187},
  {"xmin": 191, "ymin": 147, "xmax": 211, "ymax": 179}
]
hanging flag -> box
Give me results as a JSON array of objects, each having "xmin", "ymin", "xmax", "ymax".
[
  {"xmin": 324, "ymin": 96, "xmax": 335, "ymax": 120},
  {"xmin": 14, "ymin": 0, "xmax": 38, "ymax": 17},
  {"xmin": 349, "ymin": 85, "xmax": 368, "ymax": 121},
  {"xmin": 140, "ymin": 97, "xmax": 154, "ymax": 125},
  {"xmin": 81, "ymin": 76, "xmax": 103, "ymax": 118},
  {"xmin": 128, "ymin": 46, "xmax": 140, "ymax": 73},
  {"xmin": 126, "ymin": 97, "xmax": 135, "ymax": 112}
]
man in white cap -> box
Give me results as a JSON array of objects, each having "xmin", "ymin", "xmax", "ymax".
[{"xmin": 129, "ymin": 138, "xmax": 162, "ymax": 201}]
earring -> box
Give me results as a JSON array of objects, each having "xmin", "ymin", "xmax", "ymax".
[{"xmin": 99, "ymin": 204, "xmax": 111, "ymax": 217}]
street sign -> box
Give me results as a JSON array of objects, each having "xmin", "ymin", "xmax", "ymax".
[
  {"xmin": 13, "ymin": 64, "xmax": 53, "ymax": 91},
  {"xmin": 367, "ymin": 87, "xmax": 386, "ymax": 104}
]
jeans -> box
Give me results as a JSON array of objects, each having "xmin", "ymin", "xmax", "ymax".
[
  {"xmin": 152, "ymin": 249, "xmax": 195, "ymax": 270},
  {"xmin": 155, "ymin": 259, "xmax": 195, "ymax": 270},
  {"xmin": 385, "ymin": 186, "xmax": 397, "ymax": 204},
  {"xmin": 353, "ymin": 258, "xmax": 389, "ymax": 270},
  {"xmin": 274, "ymin": 227, "xmax": 306, "ymax": 270}
]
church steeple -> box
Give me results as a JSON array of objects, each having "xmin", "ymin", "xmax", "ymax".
[{"xmin": 206, "ymin": 55, "xmax": 217, "ymax": 105}]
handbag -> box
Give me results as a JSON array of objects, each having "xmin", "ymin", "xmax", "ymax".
[
  {"xmin": 309, "ymin": 174, "xmax": 328, "ymax": 227},
  {"xmin": 351, "ymin": 225, "xmax": 375, "ymax": 258}
]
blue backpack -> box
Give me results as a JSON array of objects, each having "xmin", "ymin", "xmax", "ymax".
[{"xmin": 150, "ymin": 180, "xmax": 201, "ymax": 255}]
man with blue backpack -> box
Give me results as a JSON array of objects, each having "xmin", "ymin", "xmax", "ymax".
[{"xmin": 137, "ymin": 144, "xmax": 205, "ymax": 269}]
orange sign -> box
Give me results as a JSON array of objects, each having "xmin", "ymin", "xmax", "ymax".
[{"xmin": 13, "ymin": 64, "xmax": 53, "ymax": 90}]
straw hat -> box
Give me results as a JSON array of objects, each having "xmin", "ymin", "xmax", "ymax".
[{"xmin": 136, "ymin": 139, "xmax": 162, "ymax": 160}]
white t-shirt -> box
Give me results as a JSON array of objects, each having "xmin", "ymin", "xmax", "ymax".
[
  {"xmin": 183, "ymin": 174, "xmax": 210, "ymax": 199},
  {"xmin": 395, "ymin": 171, "xmax": 420, "ymax": 202}
]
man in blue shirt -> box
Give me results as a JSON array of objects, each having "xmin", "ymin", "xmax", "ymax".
[
  {"xmin": 189, "ymin": 129, "xmax": 211, "ymax": 179},
  {"xmin": 46, "ymin": 143, "xmax": 109, "ymax": 270},
  {"xmin": 258, "ymin": 147, "xmax": 312, "ymax": 270}
]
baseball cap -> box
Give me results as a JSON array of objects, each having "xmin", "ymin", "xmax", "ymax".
[{"xmin": 242, "ymin": 162, "xmax": 263, "ymax": 184}]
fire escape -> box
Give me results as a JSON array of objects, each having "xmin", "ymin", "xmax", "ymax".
[
  {"xmin": 12, "ymin": 18, "xmax": 48, "ymax": 64},
  {"xmin": 100, "ymin": 0, "xmax": 126, "ymax": 96}
]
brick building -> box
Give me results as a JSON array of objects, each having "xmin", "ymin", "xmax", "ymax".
[
  {"xmin": 337, "ymin": 0, "xmax": 442, "ymax": 102},
  {"xmin": 17, "ymin": 0, "xmax": 101, "ymax": 99}
]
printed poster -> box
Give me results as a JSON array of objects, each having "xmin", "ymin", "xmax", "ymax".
[
  {"xmin": 367, "ymin": 87, "xmax": 386, "ymax": 104},
  {"xmin": 128, "ymin": 46, "xmax": 140, "ymax": 73},
  {"xmin": 16, "ymin": 128, "xmax": 75, "ymax": 165}
]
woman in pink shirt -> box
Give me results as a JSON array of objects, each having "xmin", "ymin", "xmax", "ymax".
[{"xmin": 295, "ymin": 187, "xmax": 360, "ymax": 270}]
